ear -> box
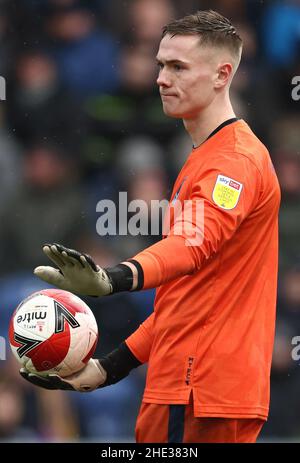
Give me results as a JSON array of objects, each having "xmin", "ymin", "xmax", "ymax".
[{"xmin": 214, "ymin": 63, "xmax": 233, "ymax": 89}]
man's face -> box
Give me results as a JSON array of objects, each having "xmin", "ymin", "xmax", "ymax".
[{"xmin": 156, "ymin": 34, "xmax": 220, "ymax": 119}]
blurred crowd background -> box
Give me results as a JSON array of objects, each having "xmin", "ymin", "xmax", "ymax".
[{"xmin": 0, "ymin": 0, "xmax": 299, "ymax": 442}]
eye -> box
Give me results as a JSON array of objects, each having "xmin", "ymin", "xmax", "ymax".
[
  {"xmin": 157, "ymin": 62, "xmax": 164, "ymax": 71},
  {"xmin": 173, "ymin": 64, "xmax": 182, "ymax": 71}
]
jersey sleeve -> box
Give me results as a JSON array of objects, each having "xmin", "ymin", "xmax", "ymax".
[
  {"xmin": 125, "ymin": 312, "xmax": 155, "ymax": 364},
  {"xmin": 132, "ymin": 152, "xmax": 262, "ymax": 289}
]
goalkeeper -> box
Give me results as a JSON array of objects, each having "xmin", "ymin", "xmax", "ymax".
[{"xmin": 21, "ymin": 10, "xmax": 280, "ymax": 443}]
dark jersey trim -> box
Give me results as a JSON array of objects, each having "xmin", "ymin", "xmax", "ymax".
[
  {"xmin": 104, "ymin": 264, "xmax": 133, "ymax": 292},
  {"xmin": 126, "ymin": 258, "xmax": 144, "ymax": 291},
  {"xmin": 168, "ymin": 405, "xmax": 185, "ymax": 443},
  {"xmin": 193, "ymin": 117, "xmax": 239, "ymax": 149}
]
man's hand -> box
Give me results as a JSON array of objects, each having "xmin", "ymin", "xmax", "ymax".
[
  {"xmin": 34, "ymin": 243, "xmax": 113, "ymax": 296},
  {"xmin": 20, "ymin": 359, "xmax": 107, "ymax": 392}
]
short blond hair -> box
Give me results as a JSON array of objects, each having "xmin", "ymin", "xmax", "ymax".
[{"xmin": 162, "ymin": 10, "xmax": 243, "ymax": 68}]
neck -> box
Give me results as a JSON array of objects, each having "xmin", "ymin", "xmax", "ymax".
[{"xmin": 183, "ymin": 93, "xmax": 236, "ymax": 147}]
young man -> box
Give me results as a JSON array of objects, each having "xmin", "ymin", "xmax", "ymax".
[{"xmin": 21, "ymin": 10, "xmax": 281, "ymax": 443}]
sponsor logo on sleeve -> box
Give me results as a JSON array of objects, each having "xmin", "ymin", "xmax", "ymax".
[{"xmin": 212, "ymin": 174, "xmax": 243, "ymax": 210}]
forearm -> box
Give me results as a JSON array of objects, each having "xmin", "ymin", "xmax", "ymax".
[
  {"xmin": 125, "ymin": 312, "xmax": 155, "ymax": 363},
  {"xmin": 98, "ymin": 311, "xmax": 155, "ymax": 387},
  {"xmin": 105, "ymin": 236, "xmax": 202, "ymax": 292},
  {"xmin": 129, "ymin": 235, "xmax": 203, "ymax": 289},
  {"xmin": 35, "ymin": 240, "xmax": 201, "ymax": 296},
  {"xmin": 98, "ymin": 342, "xmax": 142, "ymax": 387}
]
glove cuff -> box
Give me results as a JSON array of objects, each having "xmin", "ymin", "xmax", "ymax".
[
  {"xmin": 104, "ymin": 264, "xmax": 134, "ymax": 292},
  {"xmin": 97, "ymin": 342, "xmax": 141, "ymax": 387},
  {"xmin": 104, "ymin": 260, "xmax": 144, "ymax": 293}
]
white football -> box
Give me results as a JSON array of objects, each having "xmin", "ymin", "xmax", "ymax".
[{"xmin": 9, "ymin": 289, "xmax": 98, "ymax": 377}]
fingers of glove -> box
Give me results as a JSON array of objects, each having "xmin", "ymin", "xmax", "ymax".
[
  {"xmin": 43, "ymin": 245, "xmax": 65, "ymax": 268},
  {"xmin": 49, "ymin": 372, "xmax": 95, "ymax": 392},
  {"xmin": 44, "ymin": 245, "xmax": 79, "ymax": 269},
  {"xmin": 49, "ymin": 244, "xmax": 78, "ymax": 268},
  {"xmin": 19, "ymin": 368, "xmax": 32, "ymax": 382},
  {"xmin": 48, "ymin": 243, "xmax": 98, "ymax": 272},
  {"xmin": 65, "ymin": 248, "xmax": 98, "ymax": 272},
  {"xmin": 34, "ymin": 266, "xmax": 66, "ymax": 287},
  {"xmin": 20, "ymin": 369, "xmax": 59, "ymax": 390},
  {"xmin": 82, "ymin": 253, "xmax": 98, "ymax": 272},
  {"xmin": 57, "ymin": 376, "xmax": 94, "ymax": 392},
  {"xmin": 47, "ymin": 374, "xmax": 75, "ymax": 391},
  {"xmin": 46, "ymin": 244, "xmax": 71, "ymax": 267},
  {"xmin": 79, "ymin": 255, "xmax": 99, "ymax": 273},
  {"xmin": 53, "ymin": 243, "xmax": 85, "ymax": 269},
  {"xmin": 61, "ymin": 251, "xmax": 84, "ymax": 269}
]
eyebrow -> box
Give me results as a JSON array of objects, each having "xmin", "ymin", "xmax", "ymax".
[{"xmin": 155, "ymin": 58, "xmax": 189, "ymax": 65}]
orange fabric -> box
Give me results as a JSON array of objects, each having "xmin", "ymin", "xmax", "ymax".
[
  {"xmin": 126, "ymin": 119, "xmax": 280, "ymax": 420},
  {"xmin": 127, "ymin": 312, "xmax": 155, "ymax": 364},
  {"xmin": 135, "ymin": 399, "xmax": 264, "ymax": 443}
]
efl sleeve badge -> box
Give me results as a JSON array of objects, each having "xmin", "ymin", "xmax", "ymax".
[{"xmin": 212, "ymin": 174, "xmax": 243, "ymax": 210}]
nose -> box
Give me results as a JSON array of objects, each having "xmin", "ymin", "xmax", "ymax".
[{"xmin": 156, "ymin": 68, "xmax": 171, "ymax": 88}]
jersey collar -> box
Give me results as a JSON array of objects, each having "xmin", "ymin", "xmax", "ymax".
[{"xmin": 192, "ymin": 117, "xmax": 239, "ymax": 149}]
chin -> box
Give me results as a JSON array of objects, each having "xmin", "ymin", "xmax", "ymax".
[{"xmin": 162, "ymin": 107, "xmax": 183, "ymax": 119}]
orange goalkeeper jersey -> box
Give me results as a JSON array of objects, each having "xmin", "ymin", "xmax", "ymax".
[{"xmin": 126, "ymin": 119, "xmax": 280, "ymax": 420}]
